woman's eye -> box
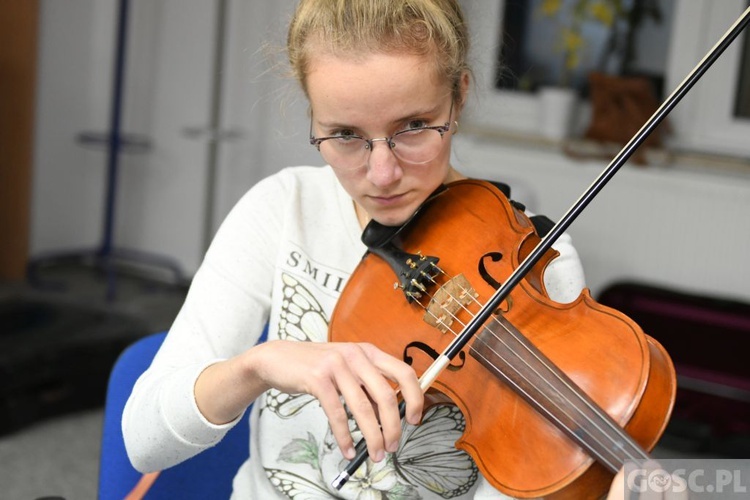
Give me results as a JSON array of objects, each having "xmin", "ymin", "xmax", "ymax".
[
  {"xmin": 333, "ymin": 129, "xmax": 357, "ymax": 139},
  {"xmin": 405, "ymin": 119, "xmax": 428, "ymax": 130}
]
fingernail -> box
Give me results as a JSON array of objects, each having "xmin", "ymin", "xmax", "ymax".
[
  {"xmin": 345, "ymin": 446, "xmax": 355, "ymax": 459},
  {"xmin": 373, "ymin": 450, "xmax": 385, "ymax": 462}
]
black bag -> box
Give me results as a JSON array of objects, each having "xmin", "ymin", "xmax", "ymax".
[
  {"xmin": 598, "ymin": 281, "xmax": 750, "ymax": 456},
  {"xmin": 0, "ymin": 296, "xmax": 151, "ymax": 436}
]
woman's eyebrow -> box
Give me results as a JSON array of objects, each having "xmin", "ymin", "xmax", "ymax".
[
  {"xmin": 317, "ymin": 105, "xmax": 442, "ymax": 130},
  {"xmin": 390, "ymin": 105, "xmax": 443, "ymax": 124},
  {"xmin": 315, "ymin": 119, "xmax": 357, "ymax": 130}
]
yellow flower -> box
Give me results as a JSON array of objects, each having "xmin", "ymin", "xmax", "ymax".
[
  {"xmin": 561, "ymin": 27, "xmax": 584, "ymax": 54},
  {"xmin": 538, "ymin": 0, "xmax": 630, "ymax": 84},
  {"xmin": 589, "ymin": 1, "xmax": 616, "ymax": 26},
  {"xmin": 539, "ymin": 0, "xmax": 563, "ymax": 17}
]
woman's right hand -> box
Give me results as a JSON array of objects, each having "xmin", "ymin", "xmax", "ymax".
[{"xmin": 194, "ymin": 339, "xmax": 425, "ymax": 463}]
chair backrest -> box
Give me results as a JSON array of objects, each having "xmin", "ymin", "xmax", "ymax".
[{"xmin": 98, "ymin": 328, "xmax": 265, "ymax": 499}]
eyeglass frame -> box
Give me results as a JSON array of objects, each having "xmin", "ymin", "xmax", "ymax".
[{"xmin": 308, "ymin": 100, "xmax": 454, "ymax": 163}]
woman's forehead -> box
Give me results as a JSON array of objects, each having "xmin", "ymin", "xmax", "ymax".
[{"xmin": 305, "ymin": 51, "xmax": 449, "ymax": 119}]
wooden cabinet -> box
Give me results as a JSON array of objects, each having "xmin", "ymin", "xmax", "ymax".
[{"xmin": 0, "ymin": 0, "xmax": 39, "ymax": 280}]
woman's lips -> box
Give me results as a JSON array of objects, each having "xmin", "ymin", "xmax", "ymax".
[{"xmin": 369, "ymin": 193, "xmax": 406, "ymax": 206}]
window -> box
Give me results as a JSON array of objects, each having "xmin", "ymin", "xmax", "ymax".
[
  {"xmin": 462, "ymin": 0, "xmax": 750, "ymax": 158},
  {"xmin": 495, "ymin": 0, "xmax": 673, "ymax": 96}
]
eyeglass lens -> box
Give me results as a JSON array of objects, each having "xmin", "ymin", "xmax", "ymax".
[{"xmin": 319, "ymin": 127, "xmax": 447, "ymax": 169}]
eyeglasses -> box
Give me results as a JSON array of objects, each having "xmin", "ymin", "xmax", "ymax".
[{"xmin": 309, "ymin": 101, "xmax": 454, "ymax": 170}]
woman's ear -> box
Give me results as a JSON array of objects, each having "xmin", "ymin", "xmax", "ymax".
[{"xmin": 456, "ymin": 71, "xmax": 470, "ymax": 114}]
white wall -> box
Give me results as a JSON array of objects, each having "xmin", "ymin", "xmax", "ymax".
[
  {"xmin": 31, "ymin": 0, "xmax": 750, "ymax": 304},
  {"xmin": 31, "ymin": 0, "xmax": 319, "ymax": 275},
  {"xmin": 32, "ymin": 0, "xmax": 116, "ymax": 254}
]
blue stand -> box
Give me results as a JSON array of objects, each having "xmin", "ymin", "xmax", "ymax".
[{"xmin": 27, "ymin": 0, "xmax": 187, "ymax": 300}]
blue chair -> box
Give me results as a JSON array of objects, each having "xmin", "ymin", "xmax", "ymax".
[{"xmin": 99, "ymin": 327, "xmax": 267, "ymax": 499}]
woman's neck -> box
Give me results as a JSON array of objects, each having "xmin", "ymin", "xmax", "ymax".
[{"xmin": 354, "ymin": 202, "xmax": 370, "ymax": 229}]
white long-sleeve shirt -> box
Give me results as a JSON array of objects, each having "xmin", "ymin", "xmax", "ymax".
[{"xmin": 123, "ymin": 165, "xmax": 586, "ymax": 499}]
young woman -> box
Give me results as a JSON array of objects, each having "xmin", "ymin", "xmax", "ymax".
[{"xmin": 123, "ymin": 1, "xmax": 668, "ymax": 498}]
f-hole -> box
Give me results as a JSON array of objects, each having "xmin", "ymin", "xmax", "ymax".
[
  {"xmin": 404, "ymin": 341, "xmax": 466, "ymax": 372},
  {"xmin": 479, "ymin": 251, "xmax": 512, "ymax": 313}
]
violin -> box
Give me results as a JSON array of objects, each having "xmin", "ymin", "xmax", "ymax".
[
  {"xmin": 329, "ymin": 5, "xmax": 750, "ymax": 499},
  {"xmin": 329, "ymin": 179, "xmax": 675, "ymax": 499}
]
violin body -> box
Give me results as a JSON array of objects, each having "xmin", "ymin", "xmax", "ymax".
[{"xmin": 329, "ymin": 180, "xmax": 676, "ymax": 499}]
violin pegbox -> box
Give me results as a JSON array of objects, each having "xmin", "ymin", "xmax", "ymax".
[
  {"xmin": 360, "ymin": 219, "xmax": 443, "ymax": 304},
  {"xmin": 368, "ymin": 243, "xmax": 440, "ymax": 303}
]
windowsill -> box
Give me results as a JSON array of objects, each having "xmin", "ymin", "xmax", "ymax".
[{"xmin": 459, "ymin": 123, "xmax": 750, "ymax": 180}]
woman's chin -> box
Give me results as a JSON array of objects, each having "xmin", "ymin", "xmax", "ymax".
[{"xmin": 369, "ymin": 208, "xmax": 416, "ymax": 228}]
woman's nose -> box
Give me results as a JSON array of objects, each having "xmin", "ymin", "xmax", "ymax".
[{"xmin": 366, "ymin": 140, "xmax": 403, "ymax": 187}]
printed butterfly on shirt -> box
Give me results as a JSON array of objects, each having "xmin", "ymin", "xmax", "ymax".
[
  {"xmin": 265, "ymin": 274, "xmax": 479, "ymax": 497},
  {"xmin": 263, "ymin": 273, "xmax": 328, "ymax": 419},
  {"xmin": 265, "ymin": 468, "xmax": 335, "ymax": 500},
  {"xmin": 393, "ymin": 405, "xmax": 479, "ymax": 497},
  {"xmin": 339, "ymin": 404, "xmax": 478, "ymax": 498},
  {"xmin": 270, "ymin": 405, "xmax": 478, "ymax": 499}
]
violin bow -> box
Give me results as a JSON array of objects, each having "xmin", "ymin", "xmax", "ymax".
[{"xmin": 333, "ymin": 4, "xmax": 750, "ymax": 490}]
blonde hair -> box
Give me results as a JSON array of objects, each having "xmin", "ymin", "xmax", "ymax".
[{"xmin": 287, "ymin": 0, "xmax": 471, "ymax": 103}]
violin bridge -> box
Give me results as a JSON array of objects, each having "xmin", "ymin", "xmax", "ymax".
[{"xmin": 423, "ymin": 274, "xmax": 477, "ymax": 333}]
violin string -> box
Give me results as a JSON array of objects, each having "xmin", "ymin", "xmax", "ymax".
[
  {"xmin": 478, "ymin": 315, "xmax": 647, "ymax": 464},
  {"xmin": 410, "ymin": 286, "xmax": 627, "ymax": 472},
  {"xmin": 439, "ymin": 268, "xmax": 644, "ymax": 466},
  {"xmin": 421, "ymin": 274, "xmax": 636, "ymax": 470},
  {"xmin": 414, "ymin": 264, "xmax": 643, "ymax": 467},
  {"xmin": 455, "ymin": 279, "xmax": 646, "ymax": 466}
]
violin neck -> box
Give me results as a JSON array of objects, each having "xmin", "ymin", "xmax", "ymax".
[{"xmin": 473, "ymin": 316, "xmax": 650, "ymax": 472}]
